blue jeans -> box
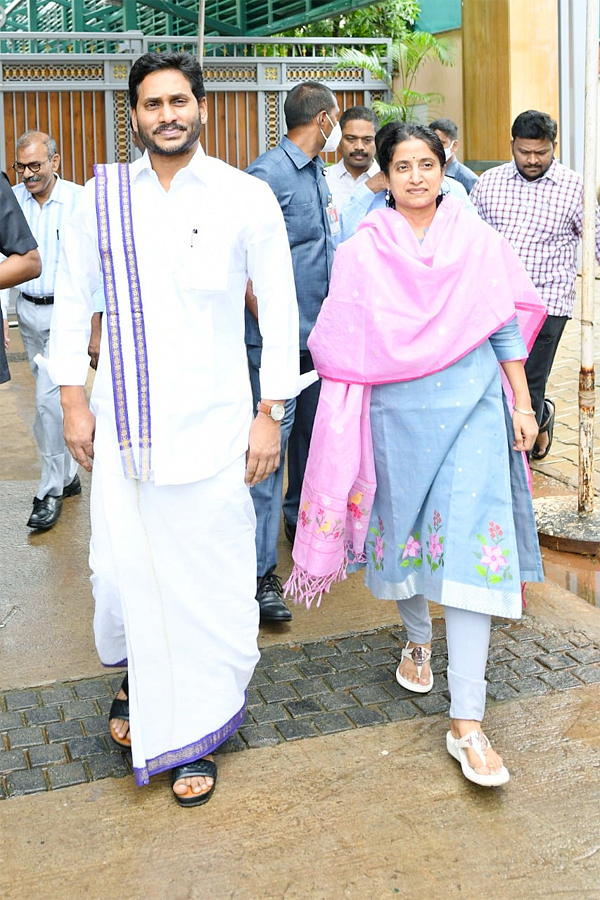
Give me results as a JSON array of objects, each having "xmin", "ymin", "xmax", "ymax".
[{"xmin": 247, "ymin": 344, "xmax": 296, "ymax": 577}]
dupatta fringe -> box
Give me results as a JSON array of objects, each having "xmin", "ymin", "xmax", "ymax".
[{"xmin": 284, "ymin": 542, "xmax": 367, "ymax": 609}]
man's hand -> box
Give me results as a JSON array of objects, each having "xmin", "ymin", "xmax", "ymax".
[
  {"xmin": 88, "ymin": 312, "xmax": 102, "ymax": 370},
  {"xmin": 365, "ymin": 172, "xmax": 388, "ymax": 195},
  {"xmin": 61, "ymin": 386, "xmax": 96, "ymax": 472},
  {"xmin": 245, "ymin": 279, "xmax": 258, "ymax": 321},
  {"xmin": 245, "ymin": 413, "xmax": 282, "ymax": 486}
]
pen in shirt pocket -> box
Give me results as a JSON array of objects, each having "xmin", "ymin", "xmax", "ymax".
[{"xmin": 190, "ymin": 228, "xmax": 198, "ymax": 248}]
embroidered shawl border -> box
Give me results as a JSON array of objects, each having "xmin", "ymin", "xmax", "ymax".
[{"xmin": 94, "ymin": 163, "xmax": 151, "ymax": 481}]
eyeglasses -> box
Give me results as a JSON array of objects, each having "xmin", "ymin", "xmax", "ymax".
[{"xmin": 12, "ymin": 159, "xmax": 50, "ymax": 174}]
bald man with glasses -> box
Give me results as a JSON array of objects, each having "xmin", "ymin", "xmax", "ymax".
[{"xmin": 3, "ymin": 131, "xmax": 83, "ymax": 529}]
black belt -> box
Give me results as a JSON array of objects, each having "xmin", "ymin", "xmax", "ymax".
[{"xmin": 22, "ymin": 292, "xmax": 54, "ymax": 305}]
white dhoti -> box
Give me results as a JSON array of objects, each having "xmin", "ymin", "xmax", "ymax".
[{"xmin": 89, "ymin": 454, "xmax": 259, "ymax": 785}]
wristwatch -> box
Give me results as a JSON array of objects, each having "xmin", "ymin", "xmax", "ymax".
[{"xmin": 257, "ymin": 400, "xmax": 285, "ymax": 422}]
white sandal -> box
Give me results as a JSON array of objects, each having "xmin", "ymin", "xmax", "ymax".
[
  {"xmin": 446, "ymin": 729, "xmax": 510, "ymax": 787},
  {"xmin": 395, "ymin": 643, "xmax": 434, "ymax": 693}
]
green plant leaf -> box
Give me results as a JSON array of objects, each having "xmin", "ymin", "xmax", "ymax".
[{"xmin": 475, "ymin": 565, "xmax": 487, "ymax": 577}]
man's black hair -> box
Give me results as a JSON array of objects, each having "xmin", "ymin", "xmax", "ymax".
[
  {"xmin": 339, "ymin": 106, "xmax": 379, "ymax": 131},
  {"xmin": 429, "ymin": 117, "xmax": 458, "ymax": 141},
  {"xmin": 511, "ymin": 110, "xmax": 557, "ymax": 142},
  {"xmin": 129, "ymin": 51, "xmax": 206, "ymax": 108},
  {"xmin": 284, "ymin": 81, "xmax": 336, "ymax": 130}
]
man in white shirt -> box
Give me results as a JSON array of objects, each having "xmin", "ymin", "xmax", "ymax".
[
  {"xmin": 49, "ymin": 51, "xmax": 299, "ymax": 808},
  {"xmin": 324, "ymin": 106, "xmax": 380, "ymax": 211},
  {"xmin": 5, "ymin": 132, "xmax": 83, "ymax": 530}
]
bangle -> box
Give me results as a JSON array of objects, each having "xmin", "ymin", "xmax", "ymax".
[{"xmin": 513, "ymin": 406, "xmax": 536, "ymax": 416}]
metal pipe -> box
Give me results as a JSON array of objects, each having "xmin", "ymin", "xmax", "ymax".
[
  {"xmin": 198, "ymin": 0, "xmax": 205, "ymax": 66},
  {"xmin": 578, "ymin": 0, "xmax": 599, "ymax": 513}
]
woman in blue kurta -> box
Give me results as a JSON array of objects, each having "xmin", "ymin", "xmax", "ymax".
[{"xmin": 285, "ymin": 123, "xmax": 546, "ymax": 787}]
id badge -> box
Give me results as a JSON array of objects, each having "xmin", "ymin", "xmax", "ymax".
[{"xmin": 327, "ymin": 202, "xmax": 341, "ymax": 236}]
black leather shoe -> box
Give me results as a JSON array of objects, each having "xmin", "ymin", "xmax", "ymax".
[
  {"xmin": 283, "ymin": 517, "xmax": 296, "ymax": 545},
  {"xmin": 27, "ymin": 494, "xmax": 63, "ymax": 530},
  {"xmin": 63, "ymin": 474, "xmax": 82, "ymax": 498},
  {"xmin": 256, "ymin": 572, "xmax": 292, "ymax": 622}
]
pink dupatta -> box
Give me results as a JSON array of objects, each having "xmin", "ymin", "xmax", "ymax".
[{"xmin": 284, "ymin": 198, "xmax": 546, "ymax": 608}]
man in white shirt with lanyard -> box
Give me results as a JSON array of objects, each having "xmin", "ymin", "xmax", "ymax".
[
  {"xmin": 4, "ymin": 132, "xmax": 83, "ymax": 530},
  {"xmin": 48, "ymin": 51, "xmax": 299, "ymax": 808},
  {"xmin": 324, "ymin": 106, "xmax": 380, "ymax": 212}
]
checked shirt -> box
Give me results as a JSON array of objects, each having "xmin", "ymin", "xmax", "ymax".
[{"xmin": 471, "ymin": 159, "xmax": 600, "ymax": 317}]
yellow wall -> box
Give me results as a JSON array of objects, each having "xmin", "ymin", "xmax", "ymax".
[
  {"xmin": 389, "ymin": 1, "xmax": 561, "ymax": 170},
  {"xmin": 407, "ymin": 29, "xmax": 467, "ymax": 161},
  {"xmin": 462, "ymin": 0, "xmax": 560, "ymax": 167}
]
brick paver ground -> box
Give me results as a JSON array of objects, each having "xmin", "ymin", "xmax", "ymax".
[
  {"xmin": 532, "ymin": 275, "xmax": 600, "ymax": 486},
  {"xmin": 2, "ymin": 617, "xmax": 599, "ymax": 800}
]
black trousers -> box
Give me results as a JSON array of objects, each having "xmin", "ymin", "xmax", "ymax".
[{"xmin": 524, "ymin": 313, "xmax": 569, "ymax": 425}]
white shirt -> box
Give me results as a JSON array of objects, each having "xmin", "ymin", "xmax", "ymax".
[
  {"xmin": 9, "ymin": 176, "xmax": 83, "ymax": 296},
  {"xmin": 325, "ymin": 158, "xmax": 380, "ymax": 211},
  {"xmin": 0, "ymin": 175, "xmax": 83, "ymax": 312},
  {"xmin": 49, "ymin": 146, "xmax": 300, "ymax": 486}
]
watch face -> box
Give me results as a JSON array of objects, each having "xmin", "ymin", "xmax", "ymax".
[{"xmin": 270, "ymin": 403, "xmax": 285, "ymax": 422}]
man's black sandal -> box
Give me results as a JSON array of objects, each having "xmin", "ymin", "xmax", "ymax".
[
  {"xmin": 108, "ymin": 674, "xmax": 130, "ymax": 749},
  {"xmin": 531, "ymin": 398, "xmax": 555, "ymax": 460},
  {"xmin": 171, "ymin": 758, "xmax": 218, "ymax": 808}
]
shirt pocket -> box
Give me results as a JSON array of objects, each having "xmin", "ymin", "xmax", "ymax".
[
  {"xmin": 179, "ymin": 225, "xmax": 232, "ymax": 292},
  {"xmin": 283, "ymin": 201, "xmax": 322, "ymax": 248}
]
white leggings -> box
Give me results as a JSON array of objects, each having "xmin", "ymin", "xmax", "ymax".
[{"xmin": 397, "ymin": 595, "xmax": 491, "ymax": 722}]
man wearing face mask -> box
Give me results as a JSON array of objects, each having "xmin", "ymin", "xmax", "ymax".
[
  {"xmin": 245, "ymin": 81, "xmax": 340, "ymax": 622},
  {"xmin": 430, "ymin": 118, "xmax": 478, "ymax": 195}
]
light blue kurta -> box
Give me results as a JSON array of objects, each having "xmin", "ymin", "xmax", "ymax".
[{"xmin": 359, "ymin": 321, "xmax": 543, "ymax": 620}]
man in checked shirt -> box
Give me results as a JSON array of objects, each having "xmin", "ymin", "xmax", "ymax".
[{"xmin": 471, "ymin": 110, "xmax": 600, "ymax": 460}]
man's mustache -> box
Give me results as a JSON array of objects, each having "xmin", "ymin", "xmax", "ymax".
[{"xmin": 154, "ymin": 123, "xmax": 186, "ymax": 134}]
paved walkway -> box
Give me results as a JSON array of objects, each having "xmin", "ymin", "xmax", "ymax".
[
  {"xmin": 532, "ymin": 274, "xmax": 600, "ymax": 486},
  {"xmin": 2, "ymin": 618, "xmax": 600, "ymax": 800},
  {"xmin": 2, "ymin": 309, "xmax": 600, "ymax": 898}
]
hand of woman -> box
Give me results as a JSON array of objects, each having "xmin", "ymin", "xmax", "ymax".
[{"xmin": 512, "ymin": 410, "xmax": 539, "ymax": 453}]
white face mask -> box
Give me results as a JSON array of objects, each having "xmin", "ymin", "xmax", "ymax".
[
  {"xmin": 320, "ymin": 114, "xmax": 342, "ymax": 153},
  {"xmin": 444, "ymin": 142, "xmax": 457, "ymax": 161}
]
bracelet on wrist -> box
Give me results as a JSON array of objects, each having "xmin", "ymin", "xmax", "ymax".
[{"xmin": 513, "ymin": 406, "xmax": 536, "ymax": 416}]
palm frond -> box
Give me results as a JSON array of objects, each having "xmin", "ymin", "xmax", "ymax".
[
  {"xmin": 334, "ymin": 48, "xmax": 391, "ymax": 86},
  {"xmin": 372, "ymin": 99, "xmax": 409, "ymax": 123},
  {"xmin": 397, "ymin": 88, "xmax": 445, "ymax": 107}
]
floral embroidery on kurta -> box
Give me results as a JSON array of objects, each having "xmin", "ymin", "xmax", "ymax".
[
  {"xmin": 399, "ymin": 532, "xmax": 422, "ymax": 569},
  {"xmin": 425, "ymin": 509, "xmax": 445, "ymax": 572},
  {"xmin": 367, "ymin": 516, "xmax": 386, "ymax": 570},
  {"xmin": 474, "ymin": 520, "xmax": 513, "ymax": 586},
  {"xmin": 399, "ymin": 509, "xmax": 445, "ymax": 573}
]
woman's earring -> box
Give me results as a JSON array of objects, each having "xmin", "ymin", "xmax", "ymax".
[{"xmin": 385, "ymin": 189, "xmax": 391, "ymax": 206}]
